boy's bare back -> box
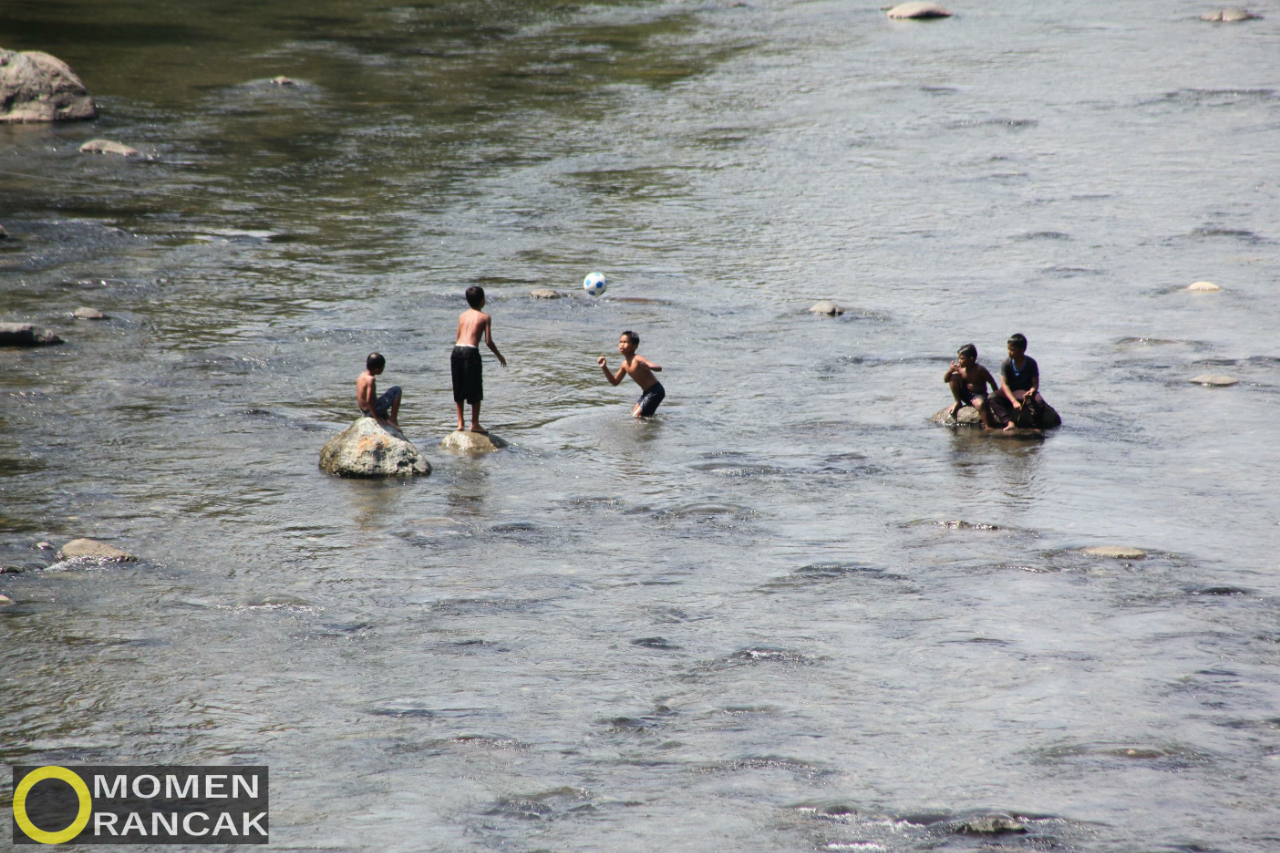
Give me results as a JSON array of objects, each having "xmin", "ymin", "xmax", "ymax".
[{"xmin": 455, "ymin": 308, "xmax": 491, "ymax": 347}]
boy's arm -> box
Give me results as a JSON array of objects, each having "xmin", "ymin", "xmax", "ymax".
[
  {"xmin": 596, "ymin": 357, "xmax": 625, "ymax": 386},
  {"xmin": 483, "ymin": 316, "xmax": 506, "ymax": 367},
  {"xmin": 944, "ymin": 362, "xmax": 957, "ymax": 382},
  {"xmin": 640, "ymin": 356, "xmax": 661, "ymax": 372},
  {"xmin": 984, "ymin": 367, "xmax": 1000, "ymax": 394}
]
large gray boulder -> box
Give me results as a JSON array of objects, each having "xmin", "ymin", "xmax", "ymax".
[
  {"xmin": 57, "ymin": 538, "xmax": 137, "ymax": 562},
  {"xmin": 439, "ymin": 430, "xmax": 509, "ymax": 453},
  {"xmin": 320, "ymin": 418, "xmax": 431, "ymax": 477},
  {"xmin": 931, "ymin": 399, "xmax": 1061, "ymax": 428},
  {"xmin": 0, "ymin": 323, "xmax": 64, "ymax": 346},
  {"xmin": 0, "ymin": 49, "xmax": 96, "ymax": 123}
]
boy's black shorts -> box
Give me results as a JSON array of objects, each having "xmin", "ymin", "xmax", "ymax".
[
  {"xmin": 451, "ymin": 346, "xmax": 483, "ymax": 405},
  {"xmin": 636, "ymin": 382, "xmax": 665, "ymax": 417}
]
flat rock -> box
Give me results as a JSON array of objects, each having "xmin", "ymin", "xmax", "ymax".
[
  {"xmin": 931, "ymin": 400, "xmax": 1062, "ymax": 429},
  {"xmin": 80, "ymin": 139, "xmax": 140, "ymax": 157},
  {"xmin": 0, "ymin": 322, "xmax": 64, "ymax": 346},
  {"xmin": 0, "ymin": 593, "xmax": 12, "ymax": 606},
  {"xmin": 1084, "ymin": 546, "xmax": 1145, "ymax": 559},
  {"xmin": 957, "ymin": 815, "xmax": 1026, "ymax": 835},
  {"xmin": 1187, "ymin": 281, "xmax": 1221, "ymax": 292},
  {"xmin": 320, "ymin": 417, "xmax": 431, "ymax": 477},
  {"xmin": 808, "ymin": 300, "xmax": 844, "ymax": 316},
  {"xmin": 73, "ymin": 307, "xmax": 107, "ymax": 320},
  {"xmin": 529, "ymin": 288, "xmax": 563, "ymax": 299},
  {"xmin": 1201, "ymin": 8, "xmax": 1259, "ymax": 20},
  {"xmin": 1189, "ymin": 374, "xmax": 1237, "ymax": 386},
  {"xmin": 57, "ymin": 538, "xmax": 138, "ymax": 562},
  {"xmin": 0, "ymin": 49, "xmax": 96, "ymax": 123},
  {"xmin": 271, "ymin": 76, "xmax": 295, "ymax": 86},
  {"xmin": 887, "ymin": 2, "xmax": 952, "ymax": 18},
  {"xmin": 440, "ymin": 430, "xmax": 509, "ymax": 453}
]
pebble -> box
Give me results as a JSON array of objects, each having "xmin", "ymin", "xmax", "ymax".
[
  {"xmin": 1085, "ymin": 546, "xmax": 1146, "ymax": 559},
  {"xmin": 80, "ymin": 139, "xmax": 141, "ymax": 157},
  {"xmin": 1187, "ymin": 281, "xmax": 1221, "ymax": 292},
  {"xmin": 808, "ymin": 300, "xmax": 844, "ymax": 316},
  {"xmin": 529, "ymin": 288, "xmax": 562, "ymax": 299},
  {"xmin": 887, "ymin": 2, "xmax": 953, "ymax": 18},
  {"xmin": 1189, "ymin": 374, "xmax": 1238, "ymax": 386},
  {"xmin": 73, "ymin": 306, "xmax": 107, "ymax": 320}
]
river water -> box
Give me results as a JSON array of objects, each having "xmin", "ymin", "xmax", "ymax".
[{"xmin": 2, "ymin": 0, "xmax": 1279, "ymax": 850}]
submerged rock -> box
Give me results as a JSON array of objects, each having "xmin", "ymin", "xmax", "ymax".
[
  {"xmin": 80, "ymin": 139, "xmax": 140, "ymax": 157},
  {"xmin": 0, "ymin": 49, "xmax": 97, "ymax": 123},
  {"xmin": 58, "ymin": 538, "xmax": 138, "ymax": 562},
  {"xmin": 957, "ymin": 814, "xmax": 1026, "ymax": 835},
  {"xmin": 1189, "ymin": 374, "xmax": 1237, "ymax": 386},
  {"xmin": 0, "ymin": 323, "xmax": 64, "ymax": 346},
  {"xmin": 1084, "ymin": 546, "xmax": 1145, "ymax": 559},
  {"xmin": 887, "ymin": 2, "xmax": 953, "ymax": 19},
  {"xmin": 0, "ymin": 225, "xmax": 8, "ymax": 239},
  {"xmin": 73, "ymin": 307, "xmax": 106, "ymax": 320},
  {"xmin": 0, "ymin": 593, "xmax": 12, "ymax": 606},
  {"xmin": 808, "ymin": 300, "xmax": 844, "ymax": 316},
  {"xmin": 320, "ymin": 418, "xmax": 431, "ymax": 477},
  {"xmin": 1187, "ymin": 280, "xmax": 1221, "ymax": 292},
  {"xmin": 529, "ymin": 288, "xmax": 563, "ymax": 299},
  {"xmin": 1200, "ymin": 8, "xmax": 1259, "ymax": 21},
  {"xmin": 440, "ymin": 430, "xmax": 509, "ymax": 453},
  {"xmin": 271, "ymin": 75, "xmax": 295, "ymax": 86},
  {"xmin": 931, "ymin": 400, "xmax": 1062, "ymax": 429}
]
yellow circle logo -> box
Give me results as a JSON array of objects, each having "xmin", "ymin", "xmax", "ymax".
[{"xmin": 13, "ymin": 766, "xmax": 93, "ymax": 844}]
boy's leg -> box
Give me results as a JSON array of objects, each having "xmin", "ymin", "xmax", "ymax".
[
  {"xmin": 1004, "ymin": 390, "xmax": 1026, "ymax": 430},
  {"xmin": 947, "ymin": 376, "xmax": 969, "ymax": 418},
  {"xmin": 469, "ymin": 402, "xmax": 487, "ymax": 434},
  {"xmin": 389, "ymin": 388, "xmax": 401, "ymax": 426},
  {"xmin": 455, "ymin": 401, "xmax": 466, "ymax": 431},
  {"xmin": 973, "ymin": 395, "xmax": 996, "ymax": 430}
]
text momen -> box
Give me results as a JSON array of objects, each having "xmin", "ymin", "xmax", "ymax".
[{"xmin": 93, "ymin": 773, "xmax": 259, "ymax": 800}]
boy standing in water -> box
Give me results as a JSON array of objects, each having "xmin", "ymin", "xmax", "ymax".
[
  {"xmin": 453, "ymin": 285, "xmax": 506, "ymax": 434},
  {"xmin": 943, "ymin": 343, "xmax": 1000, "ymax": 429},
  {"xmin": 357, "ymin": 352, "xmax": 402, "ymax": 428},
  {"xmin": 598, "ymin": 330, "xmax": 665, "ymax": 417},
  {"xmin": 999, "ymin": 333, "xmax": 1045, "ymax": 430}
]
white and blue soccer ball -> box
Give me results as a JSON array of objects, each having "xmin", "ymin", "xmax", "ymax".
[{"xmin": 583, "ymin": 271, "xmax": 607, "ymax": 297}]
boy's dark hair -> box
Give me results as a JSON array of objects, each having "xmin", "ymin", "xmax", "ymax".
[
  {"xmin": 465, "ymin": 286, "xmax": 485, "ymax": 309},
  {"xmin": 367, "ymin": 352, "xmax": 385, "ymax": 371},
  {"xmin": 957, "ymin": 343, "xmax": 977, "ymax": 360},
  {"xmin": 621, "ymin": 330, "xmax": 639, "ymax": 346},
  {"xmin": 1007, "ymin": 333, "xmax": 1028, "ymax": 350}
]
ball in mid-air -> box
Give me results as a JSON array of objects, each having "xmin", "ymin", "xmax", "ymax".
[{"xmin": 583, "ymin": 271, "xmax": 607, "ymax": 296}]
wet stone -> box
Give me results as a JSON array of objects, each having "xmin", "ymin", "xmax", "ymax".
[
  {"xmin": 887, "ymin": 2, "xmax": 953, "ymax": 18},
  {"xmin": 0, "ymin": 593, "xmax": 12, "ymax": 606},
  {"xmin": 529, "ymin": 288, "xmax": 562, "ymax": 299},
  {"xmin": 957, "ymin": 814, "xmax": 1026, "ymax": 835},
  {"xmin": 0, "ymin": 323, "xmax": 64, "ymax": 346},
  {"xmin": 73, "ymin": 307, "xmax": 106, "ymax": 320},
  {"xmin": 320, "ymin": 418, "xmax": 431, "ymax": 477},
  {"xmin": 1201, "ymin": 8, "xmax": 1260, "ymax": 21},
  {"xmin": 1084, "ymin": 546, "xmax": 1145, "ymax": 559},
  {"xmin": 440, "ymin": 430, "xmax": 509, "ymax": 453},
  {"xmin": 58, "ymin": 538, "xmax": 138, "ymax": 562},
  {"xmin": 80, "ymin": 139, "xmax": 141, "ymax": 157},
  {"xmin": 0, "ymin": 49, "xmax": 96, "ymax": 123},
  {"xmin": 271, "ymin": 76, "xmax": 295, "ymax": 86},
  {"xmin": 808, "ymin": 300, "xmax": 843, "ymax": 315},
  {"xmin": 1187, "ymin": 280, "xmax": 1221, "ymax": 292},
  {"xmin": 1190, "ymin": 374, "xmax": 1237, "ymax": 386}
]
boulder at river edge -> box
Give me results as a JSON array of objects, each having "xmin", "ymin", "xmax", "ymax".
[
  {"xmin": 0, "ymin": 49, "xmax": 96, "ymax": 123},
  {"xmin": 0, "ymin": 323, "xmax": 64, "ymax": 346},
  {"xmin": 320, "ymin": 418, "xmax": 431, "ymax": 477},
  {"xmin": 440, "ymin": 430, "xmax": 509, "ymax": 453},
  {"xmin": 58, "ymin": 539, "xmax": 138, "ymax": 562}
]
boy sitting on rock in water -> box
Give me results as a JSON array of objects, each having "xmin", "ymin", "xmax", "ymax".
[
  {"xmin": 453, "ymin": 285, "xmax": 507, "ymax": 434},
  {"xmin": 598, "ymin": 330, "xmax": 664, "ymax": 417},
  {"xmin": 357, "ymin": 352, "xmax": 401, "ymax": 428},
  {"xmin": 999, "ymin": 333, "xmax": 1045, "ymax": 430},
  {"xmin": 944, "ymin": 343, "xmax": 999, "ymax": 429}
]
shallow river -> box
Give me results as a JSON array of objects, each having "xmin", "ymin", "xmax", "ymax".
[{"xmin": 3, "ymin": 0, "xmax": 1280, "ymax": 850}]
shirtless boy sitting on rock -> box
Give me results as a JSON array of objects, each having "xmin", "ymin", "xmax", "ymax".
[
  {"xmin": 357, "ymin": 352, "xmax": 401, "ymax": 428},
  {"xmin": 598, "ymin": 330, "xmax": 664, "ymax": 417},
  {"xmin": 943, "ymin": 343, "xmax": 999, "ymax": 429}
]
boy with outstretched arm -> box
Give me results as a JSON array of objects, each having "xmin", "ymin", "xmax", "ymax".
[
  {"xmin": 999, "ymin": 333, "xmax": 1045, "ymax": 430},
  {"xmin": 598, "ymin": 330, "xmax": 664, "ymax": 417},
  {"xmin": 943, "ymin": 343, "xmax": 1000, "ymax": 429},
  {"xmin": 357, "ymin": 352, "xmax": 402, "ymax": 428},
  {"xmin": 453, "ymin": 285, "xmax": 506, "ymax": 434}
]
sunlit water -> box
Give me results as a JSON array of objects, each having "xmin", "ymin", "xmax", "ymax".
[{"xmin": 2, "ymin": 0, "xmax": 1279, "ymax": 850}]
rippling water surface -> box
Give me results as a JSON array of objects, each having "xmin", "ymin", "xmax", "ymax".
[{"xmin": 3, "ymin": 0, "xmax": 1279, "ymax": 850}]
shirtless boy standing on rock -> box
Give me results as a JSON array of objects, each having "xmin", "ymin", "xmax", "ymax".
[
  {"xmin": 452, "ymin": 286, "xmax": 506, "ymax": 434},
  {"xmin": 598, "ymin": 330, "xmax": 664, "ymax": 417}
]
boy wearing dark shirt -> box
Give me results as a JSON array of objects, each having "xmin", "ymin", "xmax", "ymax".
[{"xmin": 999, "ymin": 333, "xmax": 1045, "ymax": 430}]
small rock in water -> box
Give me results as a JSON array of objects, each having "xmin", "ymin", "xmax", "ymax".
[
  {"xmin": 808, "ymin": 300, "xmax": 844, "ymax": 316},
  {"xmin": 529, "ymin": 288, "xmax": 562, "ymax": 299},
  {"xmin": 1084, "ymin": 546, "xmax": 1146, "ymax": 559},
  {"xmin": 1201, "ymin": 8, "xmax": 1259, "ymax": 21},
  {"xmin": 957, "ymin": 814, "xmax": 1026, "ymax": 835},
  {"xmin": 1189, "ymin": 374, "xmax": 1237, "ymax": 386},
  {"xmin": 80, "ymin": 139, "xmax": 141, "ymax": 157},
  {"xmin": 440, "ymin": 430, "xmax": 509, "ymax": 453},
  {"xmin": 271, "ymin": 76, "xmax": 295, "ymax": 86},
  {"xmin": 35, "ymin": 541, "xmax": 53, "ymax": 550},
  {"xmin": 0, "ymin": 593, "xmax": 13, "ymax": 606},
  {"xmin": 887, "ymin": 2, "xmax": 953, "ymax": 18},
  {"xmin": 0, "ymin": 225, "xmax": 8, "ymax": 239},
  {"xmin": 58, "ymin": 538, "xmax": 138, "ymax": 562},
  {"xmin": 0, "ymin": 323, "xmax": 64, "ymax": 346},
  {"xmin": 73, "ymin": 306, "xmax": 107, "ymax": 320},
  {"xmin": 1187, "ymin": 280, "xmax": 1221, "ymax": 292},
  {"xmin": 320, "ymin": 417, "xmax": 431, "ymax": 477},
  {"xmin": 0, "ymin": 49, "xmax": 97, "ymax": 123},
  {"xmin": 1, "ymin": 565, "xmax": 25, "ymax": 574}
]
